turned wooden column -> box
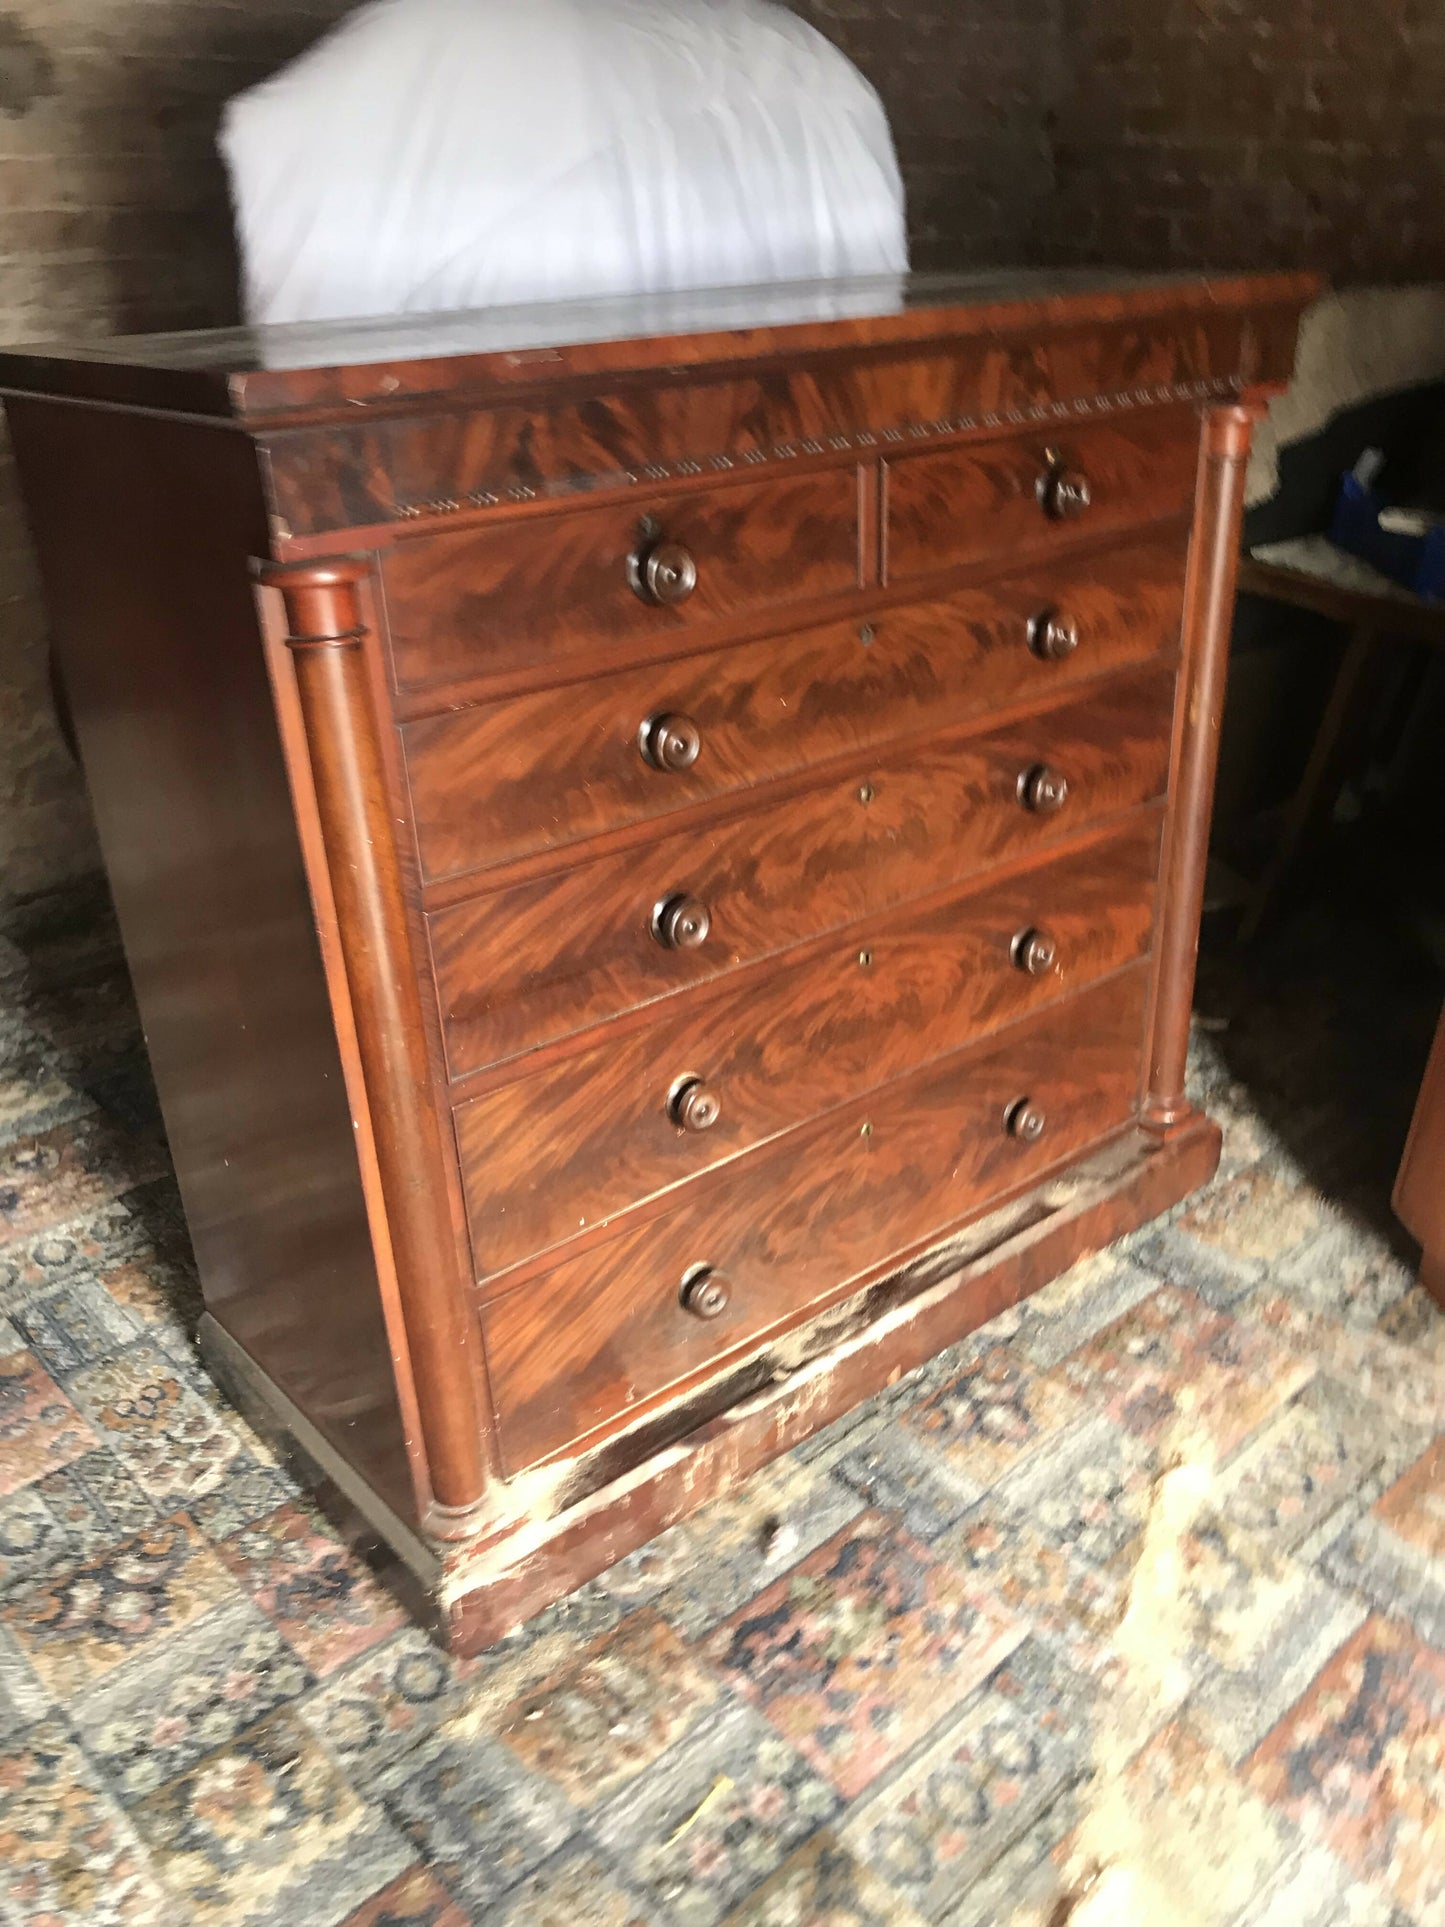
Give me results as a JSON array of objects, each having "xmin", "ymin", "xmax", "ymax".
[
  {"xmin": 1144, "ymin": 403, "xmax": 1257, "ymax": 1133},
  {"xmin": 261, "ymin": 558, "xmax": 489, "ymax": 1526}
]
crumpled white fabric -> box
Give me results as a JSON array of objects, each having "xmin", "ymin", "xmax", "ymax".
[{"xmin": 220, "ymin": 0, "xmax": 908, "ymax": 328}]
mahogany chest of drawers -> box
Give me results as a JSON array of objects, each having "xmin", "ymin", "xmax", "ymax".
[{"xmin": 0, "ymin": 270, "xmax": 1315, "ymax": 1650}]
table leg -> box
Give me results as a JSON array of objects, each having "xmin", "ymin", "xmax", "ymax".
[{"xmin": 1239, "ymin": 621, "xmax": 1380, "ymax": 943}]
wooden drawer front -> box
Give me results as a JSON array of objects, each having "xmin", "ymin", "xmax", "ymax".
[
  {"xmin": 457, "ymin": 816, "xmax": 1161, "ymax": 1284},
  {"xmin": 884, "ymin": 406, "xmax": 1199, "ymax": 589},
  {"xmin": 432, "ymin": 665, "xmax": 1177, "ymax": 1075},
  {"xmin": 482, "ymin": 965, "xmax": 1148, "ymax": 1471},
  {"xmin": 404, "ymin": 530, "xmax": 1187, "ymax": 883},
  {"xmin": 381, "ymin": 469, "xmax": 862, "ymax": 694}
]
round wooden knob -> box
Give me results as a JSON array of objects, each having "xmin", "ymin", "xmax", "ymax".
[
  {"xmin": 642, "ymin": 712, "xmax": 702, "ymax": 772},
  {"xmin": 1027, "ymin": 608, "xmax": 1080, "ymax": 661},
  {"xmin": 1012, "ymin": 927, "xmax": 1057, "ymax": 976},
  {"xmin": 669, "ymin": 1078, "xmax": 721, "ymax": 1132},
  {"xmin": 1018, "ymin": 764, "xmax": 1069, "ymax": 815},
  {"xmin": 653, "ymin": 894, "xmax": 711, "ymax": 951},
  {"xmin": 630, "ymin": 539, "xmax": 698, "ymax": 607},
  {"xmin": 1038, "ymin": 466, "xmax": 1092, "ymax": 521},
  {"xmin": 1005, "ymin": 1097, "xmax": 1047, "ymax": 1142},
  {"xmin": 679, "ymin": 1266, "xmax": 731, "ymax": 1319}
]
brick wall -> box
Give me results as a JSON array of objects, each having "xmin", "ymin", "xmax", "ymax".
[
  {"xmin": 0, "ymin": 0, "xmax": 357, "ymax": 897},
  {"xmin": 0, "ymin": 0, "xmax": 1066, "ymax": 900},
  {"xmin": 787, "ymin": 1, "xmax": 1063, "ymax": 267},
  {"xmin": 2, "ymin": 1, "xmax": 1438, "ymax": 899},
  {"xmin": 1047, "ymin": 0, "xmax": 1445, "ymax": 279}
]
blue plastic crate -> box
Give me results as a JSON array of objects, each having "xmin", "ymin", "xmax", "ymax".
[{"xmin": 1328, "ymin": 473, "xmax": 1445, "ymax": 599}]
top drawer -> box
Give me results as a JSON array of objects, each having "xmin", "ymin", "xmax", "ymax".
[
  {"xmin": 380, "ymin": 468, "xmax": 863, "ymax": 693},
  {"xmin": 884, "ymin": 406, "xmax": 1199, "ymax": 588}
]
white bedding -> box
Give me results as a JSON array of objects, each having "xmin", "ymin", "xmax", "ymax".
[{"xmin": 221, "ymin": 0, "xmax": 908, "ymax": 329}]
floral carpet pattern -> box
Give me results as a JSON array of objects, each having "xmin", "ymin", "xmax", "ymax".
[{"xmin": 0, "ymin": 874, "xmax": 1442, "ymax": 1925}]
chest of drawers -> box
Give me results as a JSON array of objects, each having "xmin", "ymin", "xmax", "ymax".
[{"xmin": 0, "ymin": 269, "xmax": 1316, "ymax": 1650}]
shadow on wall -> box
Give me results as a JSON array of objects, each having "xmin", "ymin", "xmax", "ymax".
[
  {"xmin": 0, "ymin": 14, "xmax": 56, "ymax": 117},
  {"xmin": 0, "ymin": 0, "xmax": 358, "ymax": 901}
]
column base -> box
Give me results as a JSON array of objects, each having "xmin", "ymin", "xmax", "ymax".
[{"xmin": 200, "ymin": 1115, "xmax": 1221, "ymax": 1654}]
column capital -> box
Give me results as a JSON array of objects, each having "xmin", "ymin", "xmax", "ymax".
[
  {"xmin": 259, "ymin": 557, "xmax": 372, "ymax": 650},
  {"xmin": 1203, "ymin": 400, "xmax": 1262, "ymax": 462}
]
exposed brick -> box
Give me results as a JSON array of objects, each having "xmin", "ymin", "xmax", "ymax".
[
  {"xmin": 1, "ymin": 0, "xmax": 1438, "ymax": 896},
  {"xmin": 785, "ymin": 0, "xmax": 1064, "ymax": 269},
  {"xmin": 1048, "ymin": 0, "xmax": 1445, "ymax": 280},
  {"xmin": 0, "ymin": 0, "xmax": 362, "ymax": 896}
]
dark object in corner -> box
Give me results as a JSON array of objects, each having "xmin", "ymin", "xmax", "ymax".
[{"xmin": 1221, "ymin": 380, "xmax": 1445, "ymax": 928}]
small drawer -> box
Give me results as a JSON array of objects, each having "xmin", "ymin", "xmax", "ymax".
[
  {"xmin": 456, "ymin": 813, "xmax": 1162, "ymax": 1282},
  {"xmin": 403, "ymin": 528, "xmax": 1187, "ymax": 883},
  {"xmin": 884, "ymin": 406, "xmax": 1199, "ymax": 589},
  {"xmin": 430, "ymin": 664, "xmax": 1177, "ymax": 1075},
  {"xmin": 380, "ymin": 467, "xmax": 863, "ymax": 694},
  {"xmin": 480, "ymin": 965, "xmax": 1149, "ymax": 1472}
]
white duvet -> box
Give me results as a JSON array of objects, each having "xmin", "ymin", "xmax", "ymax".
[{"xmin": 220, "ymin": 0, "xmax": 908, "ymax": 329}]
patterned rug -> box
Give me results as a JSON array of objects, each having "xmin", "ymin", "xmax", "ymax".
[{"xmin": 1, "ymin": 869, "xmax": 1442, "ymax": 1927}]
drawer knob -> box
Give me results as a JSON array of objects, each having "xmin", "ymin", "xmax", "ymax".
[
  {"xmin": 1038, "ymin": 462, "xmax": 1092, "ymax": 522},
  {"xmin": 1027, "ymin": 608, "xmax": 1080, "ymax": 661},
  {"xmin": 680, "ymin": 1266, "xmax": 731, "ymax": 1319},
  {"xmin": 653, "ymin": 893, "xmax": 711, "ymax": 951},
  {"xmin": 669, "ymin": 1077, "xmax": 721, "ymax": 1132},
  {"xmin": 642, "ymin": 712, "xmax": 702, "ymax": 772},
  {"xmin": 1018, "ymin": 763, "xmax": 1070, "ymax": 814},
  {"xmin": 630, "ymin": 538, "xmax": 699, "ymax": 607},
  {"xmin": 1005, "ymin": 1096, "xmax": 1048, "ymax": 1142},
  {"xmin": 1012, "ymin": 927, "xmax": 1058, "ymax": 976}
]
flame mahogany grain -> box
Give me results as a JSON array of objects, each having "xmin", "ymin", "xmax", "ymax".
[
  {"xmin": 381, "ymin": 467, "xmax": 864, "ymax": 693},
  {"xmin": 0, "ymin": 268, "xmax": 1317, "ymax": 1649},
  {"xmin": 444, "ymin": 1114, "xmax": 1224, "ymax": 1648},
  {"xmin": 883, "ymin": 406, "xmax": 1200, "ymax": 586},
  {"xmin": 456, "ymin": 815, "xmax": 1162, "ymax": 1283},
  {"xmin": 429, "ymin": 666, "xmax": 1177, "ymax": 1072},
  {"xmin": 402, "ymin": 528, "xmax": 1188, "ymax": 878},
  {"xmin": 482, "ymin": 966, "xmax": 1150, "ymax": 1472}
]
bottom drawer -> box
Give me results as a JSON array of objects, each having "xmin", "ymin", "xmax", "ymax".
[{"xmin": 481, "ymin": 964, "xmax": 1149, "ymax": 1472}]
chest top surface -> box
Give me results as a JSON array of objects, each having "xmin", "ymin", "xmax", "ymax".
[{"xmin": 0, "ymin": 267, "xmax": 1319, "ymax": 421}]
